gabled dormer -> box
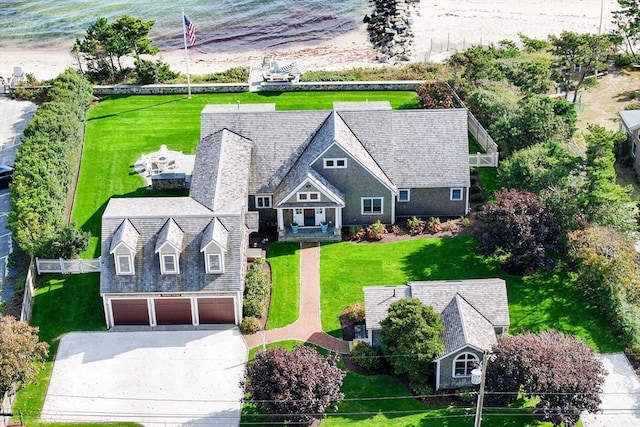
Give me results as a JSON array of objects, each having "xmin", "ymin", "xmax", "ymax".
[
  {"xmin": 109, "ymin": 219, "xmax": 139, "ymax": 275},
  {"xmin": 154, "ymin": 218, "xmax": 184, "ymax": 275},
  {"xmin": 200, "ymin": 218, "xmax": 228, "ymax": 274}
]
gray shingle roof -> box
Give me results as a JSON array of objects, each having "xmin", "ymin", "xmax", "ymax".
[
  {"xmin": 199, "ymin": 104, "xmax": 470, "ymax": 195},
  {"xmin": 100, "ymin": 198, "xmax": 245, "ymax": 295},
  {"xmin": 364, "ymin": 278, "xmax": 509, "ymax": 331},
  {"xmin": 438, "ymin": 294, "xmax": 497, "ymax": 358},
  {"xmin": 109, "ymin": 219, "xmax": 139, "ymax": 254},
  {"xmin": 620, "ymin": 110, "xmax": 640, "ymax": 131},
  {"xmin": 190, "ymin": 129, "xmax": 253, "ymax": 215},
  {"xmin": 200, "ymin": 218, "xmax": 229, "ymax": 252},
  {"xmin": 154, "ymin": 218, "xmax": 184, "ymax": 253},
  {"xmin": 408, "ymin": 279, "xmax": 509, "ymax": 328}
]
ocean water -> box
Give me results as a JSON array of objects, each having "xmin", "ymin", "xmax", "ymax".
[{"xmin": 0, "ymin": 0, "xmax": 371, "ymax": 51}]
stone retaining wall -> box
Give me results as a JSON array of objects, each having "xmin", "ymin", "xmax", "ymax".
[{"xmin": 93, "ymin": 81, "xmax": 424, "ymax": 96}]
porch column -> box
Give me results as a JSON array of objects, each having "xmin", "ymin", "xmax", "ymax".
[
  {"xmin": 335, "ymin": 207, "xmax": 342, "ymax": 229},
  {"xmin": 277, "ymin": 208, "xmax": 284, "ymax": 231}
]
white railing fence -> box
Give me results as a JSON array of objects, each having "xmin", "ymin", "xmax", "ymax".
[
  {"xmin": 469, "ymin": 152, "xmax": 499, "ymax": 168},
  {"xmin": 20, "ymin": 258, "xmax": 37, "ymax": 323},
  {"xmin": 35, "ymin": 257, "xmax": 100, "ymax": 275}
]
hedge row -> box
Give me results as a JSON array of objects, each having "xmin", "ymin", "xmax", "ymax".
[
  {"xmin": 8, "ymin": 69, "xmax": 93, "ymax": 258},
  {"xmin": 242, "ymin": 258, "xmax": 270, "ymax": 319}
]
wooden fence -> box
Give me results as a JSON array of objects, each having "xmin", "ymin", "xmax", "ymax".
[
  {"xmin": 35, "ymin": 258, "xmax": 100, "ymax": 275},
  {"xmin": 20, "ymin": 258, "xmax": 37, "ymax": 323}
]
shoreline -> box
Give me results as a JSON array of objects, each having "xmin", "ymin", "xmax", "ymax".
[{"xmin": 0, "ymin": 0, "xmax": 620, "ymax": 82}]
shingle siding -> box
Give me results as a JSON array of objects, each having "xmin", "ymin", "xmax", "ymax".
[
  {"xmin": 395, "ymin": 187, "xmax": 467, "ymax": 218},
  {"xmin": 438, "ymin": 347, "xmax": 484, "ymax": 390}
]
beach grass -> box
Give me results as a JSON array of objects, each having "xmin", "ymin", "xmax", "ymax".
[
  {"xmin": 74, "ymin": 91, "xmax": 418, "ymax": 258},
  {"xmin": 318, "ymin": 235, "xmax": 622, "ymax": 353}
]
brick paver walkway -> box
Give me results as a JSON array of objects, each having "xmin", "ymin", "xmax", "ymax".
[{"xmin": 243, "ymin": 243, "xmax": 350, "ymax": 353}]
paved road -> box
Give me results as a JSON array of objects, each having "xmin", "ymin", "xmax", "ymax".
[
  {"xmin": 582, "ymin": 353, "xmax": 640, "ymax": 426},
  {"xmin": 0, "ymin": 97, "xmax": 36, "ymax": 305}
]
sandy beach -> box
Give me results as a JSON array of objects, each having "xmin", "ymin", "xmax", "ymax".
[{"xmin": 0, "ymin": 0, "xmax": 620, "ymax": 81}]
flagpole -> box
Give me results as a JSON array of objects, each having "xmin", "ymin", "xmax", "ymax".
[{"xmin": 182, "ymin": 7, "xmax": 192, "ymax": 98}]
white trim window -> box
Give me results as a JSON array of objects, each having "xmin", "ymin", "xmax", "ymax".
[
  {"xmin": 297, "ymin": 192, "xmax": 320, "ymax": 202},
  {"xmin": 324, "ymin": 158, "xmax": 347, "ymax": 169},
  {"xmin": 255, "ymin": 195, "xmax": 271, "ymax": 208},
  {"xmin": 160, "ymin": 253, "xmax": 179, "ymax": 275},
  {"xmin": 398, "ymin": 189, "xmax": 410, "ymax": 202},
  {"xmin": 362, "ymin": 197, "xmax": 383, "ymax": 215},
  {"xmin": 450, "ymin": 188, "xmax": 463, "ymax": 201},
  {"xmin": 453, "ymin": 352, "xmax": 479, "ymax": 377},
  {"xmin": 206, "ymin": 253, "xmax": 223, "ymax": 273},
  {"xmin": 115, "ymin": 254, "xmax": 134, "ymax": 275}
]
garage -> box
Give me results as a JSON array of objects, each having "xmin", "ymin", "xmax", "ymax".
[
  {"xmin": 154, "ymin": 298, "xmax": 192, "ymax": 325},
  {"xmin": 111, "ymin": 299, "xmax": 150, "ymax": 325},
  {"xmin": 198, "ymin": 297, "xmax": 235, "ymax": 324}
]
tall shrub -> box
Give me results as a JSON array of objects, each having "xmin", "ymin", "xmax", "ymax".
[{"xmin": 8, "ymin": 69, "xmax": 93, "ymax": 258}]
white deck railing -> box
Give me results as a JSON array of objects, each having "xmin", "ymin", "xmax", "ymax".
[{"xmin": 36, "ymin": 257, "xmax": 101, "ymax": 275}]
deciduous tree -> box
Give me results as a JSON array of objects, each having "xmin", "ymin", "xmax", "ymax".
[
  {"xmin": 379, "ymin": 298, "xmax": 445, "ymax": 393},
  {"xmin": 485, "ymin": 330, "xmax": 606, "ymax": 427},
  {"xmin": 243, "ymin": 346, "xmax": 345, "ymax": 425},
  {"xmin": 0, "ymin": 315, "xmax": 49, "ymax": 394},
  {"xmin": 473, "ymin": 189, "xmax": 560, "ymax": 274},
  {"xmin": 417, "ymin": 80, "xmax": 456, "ymax": 109},
  {"xmin": 612, "ymin": 0, "xmax": 640, "ymax": 56}
]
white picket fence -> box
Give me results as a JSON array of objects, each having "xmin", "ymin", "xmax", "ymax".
[
  {"xmin": 469, "ymin": 152, "xmax": 499, "ymax": 167},
  {"xmin": 35, "ymin": 257, "xmax": 101, "ymax": 275}
]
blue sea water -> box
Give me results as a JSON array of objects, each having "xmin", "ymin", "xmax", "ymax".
[{"xmin": 0, "ymin": 0, "xmax": 371, "ymax": 51}]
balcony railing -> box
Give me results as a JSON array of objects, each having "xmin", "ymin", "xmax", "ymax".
[{"xmin": 279, "ymin": 226, "xmax": 342, "ymax": 242}]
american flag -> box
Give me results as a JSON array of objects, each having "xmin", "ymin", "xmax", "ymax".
[{"xmin": 184, "ymin": 15, "xmax": 196, "ymax": 47}]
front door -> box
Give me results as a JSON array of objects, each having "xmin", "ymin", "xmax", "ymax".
[{"xmin": 304, "ymin": 209, "xmax": 315, "ymax": 226}]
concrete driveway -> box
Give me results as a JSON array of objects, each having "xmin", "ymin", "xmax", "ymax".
[
  {"xmin": 582, "ymin": 353, "xmax": 640, "ymax": 426},
  {"xmin": 41, "ymin": 329, "xmax": 247, "ymax": 427}
]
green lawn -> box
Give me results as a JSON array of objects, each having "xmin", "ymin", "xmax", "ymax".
[
  {"xmin": 265, "ymin": 243, "xmax": 300, "ymax": 329},
  {"xmin": 12, "ymin": 274, "xmax": 141, "ymax": 427},
  {"xmin": 318, "ymin": 235, "xmax": 623, "ymax": 352},
  {"xmin": 74, "ymin": 91, "xmax": 418, "ymax": 257}
]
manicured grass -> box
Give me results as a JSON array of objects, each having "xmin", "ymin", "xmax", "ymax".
[
  {"xmin": 12, "ymin": 274, "xmax": 141, "ymax": 427},
  {"xmin": 244, "ymin": 343, "xmax": 545, "ymax": 427},
  {"xmin": 319, "ymin": 235, "xmax": 623, "ymax": 352},
  {"xmin": 265, "ymin": 243, "xmax": 300, "ymax": 329},
  {"xmin": 74, "ymin": 92, "xmax": 418, "ymax": 257},
  {"xmin": 478, "ymin": 167, "xmax": 499, "ymax": 202}
]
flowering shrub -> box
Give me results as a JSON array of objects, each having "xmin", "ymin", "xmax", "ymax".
[
  {"xmin": 366, "ymin": 220, "xmax": 387, "ymax": 240},
  {"xmin": 406, "ymin": 216, "xmax": 425, "ymax": 234},
  {"xmin": 425, "ymin": 217, "xmax": 442, "ymax": 233}
]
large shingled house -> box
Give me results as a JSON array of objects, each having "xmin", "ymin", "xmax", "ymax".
[{"xmin": 100, "ymin": 101, "xmax": 472, "ymax": 328}]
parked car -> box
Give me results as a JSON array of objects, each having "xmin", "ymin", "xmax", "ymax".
[{"xmin": 0, "ymin": 165, "xmax": 14, "ymax": 188}]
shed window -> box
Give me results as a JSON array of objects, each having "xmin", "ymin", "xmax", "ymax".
[
  {"xmin": 398, "ymin": 189, "xmax": 410, "ymax": 202},
  {"xmin": 453, "ymin": 352, "xmax": 480, "ymax": 377},
  {"xmin": 450, "ymin": 188, "xmax": 463, "ymax": 201},
  {"xmin": 116, "ymin": 254, "xmax": 134, "ymax": 275}
]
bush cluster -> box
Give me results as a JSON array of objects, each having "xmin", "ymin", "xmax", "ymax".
[
  {"xmin": 345, "ymin": 301, "xmax": 365, "ymax": 323},
  {"xmin": 242, "ymin": 258, "xmax": 270, "ymax": 319},
  {"xmin": 366, "ymin": 220, "xmax": 387, "ymax": 240},
  {"xmin": 349, "ymin": 342, "xmax": 383, "ymax": 372},
  {"xmin": 8, "ymin": 69, "xmax": 92, "ymax": 258}
]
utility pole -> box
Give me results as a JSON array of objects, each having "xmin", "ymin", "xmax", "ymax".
[
  {"xmin": 471, "ymin": 352, "xmax": 490, "ymax": 427},
  {"xmin": 599, "ymin": 0, "xmax": 604, "ymax": 35}
]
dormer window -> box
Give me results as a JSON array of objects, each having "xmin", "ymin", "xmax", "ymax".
[
  {"xmin": 116, "ymin": 254, "xmax": 134, "ymax": 275},
  {"xmin": 110, "ymin": 219, "xmax": 139, "ymax": 276},
  {"xmin": 161, "ymin": 253, "xmax": 179, "ymax": 274},
  {"xmin": 201, "ymin": 218, "xmax": 228, "ymax": 275},
  {"xmin": 206, "ymin": 253, "xmax": 223, "ymax": 273}
]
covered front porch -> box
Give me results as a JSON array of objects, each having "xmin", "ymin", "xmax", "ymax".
[{"xmin": 276, "ymin": 205, "xmax": 343, "ymax": 242}]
